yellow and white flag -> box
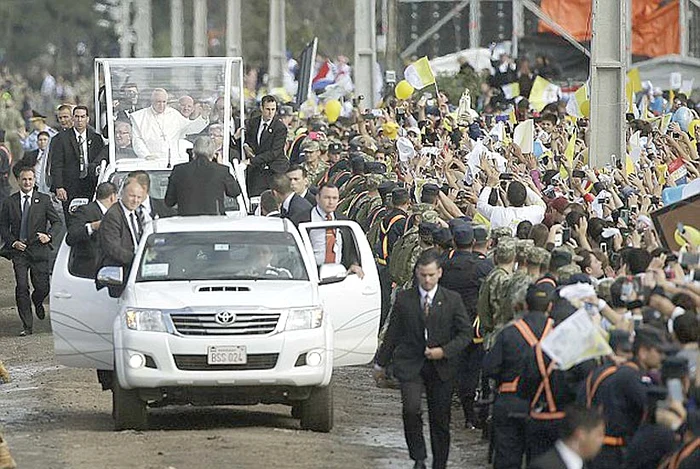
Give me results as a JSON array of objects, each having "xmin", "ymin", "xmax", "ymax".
[
  {"xmin": 501, "ymin": 82, "xmax": 520, "ymax": 100},
  {"xmin": 529, "ymin": 76, "xmax": 560, "ymax": 112},
  {"xmin": 404, "ymin": 57, "xmax": 436, "ymax": 90},
  {"xmin": 560, "ymin": 131, "xmax": 577, "ymax": 179},
  {"xmin": 566, "ymin": 83, "xmax": 590, "ymax": 118}
]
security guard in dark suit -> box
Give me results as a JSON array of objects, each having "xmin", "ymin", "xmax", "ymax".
[{"xmin": 483, "ymin": 282, "xmax": 555, "ymax": 469}]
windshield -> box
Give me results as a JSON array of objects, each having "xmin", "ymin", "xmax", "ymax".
[
  {"xmin": 110, "ymin": 170, "xmax": 239, "ymax": 211},
  {"xmin": 137, "ymin": 231, "xmax": 308, "ymax": 282}
]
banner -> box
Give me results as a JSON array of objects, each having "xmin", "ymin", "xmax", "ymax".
[{"xmin": 295, "ymin": 38, "xmax": 318, "ymax": 107}]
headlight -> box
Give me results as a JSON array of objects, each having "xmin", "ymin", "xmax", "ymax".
[
  {"xmin": 124, "ymin": 308, "xmax": 167, "ymax": 332},
  {"xmin": 285, "ymin": 307, "xmax": 323, "ymax": 331}
]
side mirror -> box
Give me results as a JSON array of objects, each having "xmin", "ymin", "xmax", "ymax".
[
  {"xmin": 96, "ymin": 266, "xmax": 124, "ymax": 288},
  {"xmin": 318, "ymin": 263, "xmax": 347, "ymax": 285}
]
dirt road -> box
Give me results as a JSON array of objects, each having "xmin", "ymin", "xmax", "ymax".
[{"xmin": 0, "ymin": 261, "xmax": 488, "ymax": 469}]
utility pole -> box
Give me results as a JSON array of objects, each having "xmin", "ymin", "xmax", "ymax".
[
  {"xmin": 193, "ymin": 0, "xmax": 208, "ymax": 57},
  {"xmin": 589, "ymin": 0, "xmax": 627, "ymax": 168},
  {"xmin": 386, "ymin": 0, "xmax": 399, "ymax": 75},
  {"xmin": 680, "ymin": 0, "xmax": 689, "ymax": 57},
  {"xmin": 133, "ymin": 0, "xmax": 152, "ymax": 58},
  {"xmin": 469, "ymin": 0, "xmax": 480, "ymax": 49},
  {"xmin": 268, "ymin": 0, "xmax": 287, "ymax": 89},
  {"xmin": 226, "ymin": 0, "xmax": 243, "ymax": 57},
  {"xmin": 170, "ymin": 0, "xmax": 184, "ymax": 57},
  {"xmin": 118, "ymin": 0, "xmax": 132, "ymax": 58},
  {"xmin": 355, "ymin": 0, "xmax": 377, "ymax": 110},
  {"xmin": 512, "ymin": 0, "xmax": 524, "ymax": 58}
]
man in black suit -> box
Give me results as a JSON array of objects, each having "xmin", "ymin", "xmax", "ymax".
[
  {"xmin": 13, "ymin": 131, "xmax": 52, "ymax": 192},
  {"xmin": 164, "ymin": 136, "xmax": 241, "ymax": 215},
  {"xmin": 270, "ymin": 173, "xmax": 311, "ymax": 224},
  {"xmin": 50, "ymin": 105, "xmax": 106, "ymax": 217},
  {"xmin": 375, "ymin": 248, "xmax": 472, "ymax": 469},
  {"xmin": 286, "ymin": 164, "xmax": 317, "ymax": 206},
  {"xmin": 292, "ymin": 182, "xmax": 363, "ymax": 277},
  {"xmin": 0, "ymin": 167, "xmax": 62, "ymax": 336},
  {"xmin": 237, "ymin": 95, "xmax": 288, "ymax": 196},
  {"xmin": 529, "ymin": 405, "xmax": 605, "ymax": 469},
  {"xmin": 65, "ymin": 182, "xmax": 118, "ymax": 278},
  {"xmin": 126, "ymin": 170, "xmax": 175, "ymax": 220},
  {"xmin": 97, "ymin": 176, "xmax": 147, "ymax": 297}
]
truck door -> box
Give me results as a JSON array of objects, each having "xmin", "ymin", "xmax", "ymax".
[
  {"xmin": 298, "ymin": 220, "xmax": 381, "ymax": 367},
  {"xmin": 49, "ymin": 239, "xmax": 120, "ymax": 369}
]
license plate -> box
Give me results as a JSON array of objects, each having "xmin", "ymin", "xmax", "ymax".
[{"xmin": 207, "ymin": 346, "xmax": 247, "ymax": 365}]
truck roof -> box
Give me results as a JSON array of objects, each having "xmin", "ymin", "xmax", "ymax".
[{"xmin": 147, "ymin": 215, "xmax": 293, "ymax": 235}]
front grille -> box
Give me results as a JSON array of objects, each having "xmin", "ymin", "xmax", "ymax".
[
  {"xmin": 170, "ymin": 312, "xmax": 281, "ymax": 336},
  {"xmin": 173, "ymin": 353, "xmax": 279, "ymax": 371}
]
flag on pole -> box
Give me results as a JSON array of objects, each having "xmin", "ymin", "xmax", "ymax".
[
  {"xmin": 404, "ymin": 57, "xmax": 436, "ymax": 90},
  {"xmin": 627, "ymin": 68, "xmax": 643, "ymax": 93},
  {"xmin": 529, "ymin": 76, "xmax": 560, "ymax": 112},
  {"xmin": 560, "ymin": 131, "xmax": 577, "ymax": 178},
  {"xmin": 501, "ymin": 82, "xmax": 520, "ymax": 100},
  {"xmin": 566, "ymin": 83, "xmax": 590, "ymax": 118}
]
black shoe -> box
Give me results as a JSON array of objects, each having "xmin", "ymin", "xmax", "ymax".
[
  {"xmin": 19, "ymin": 329, "xmax": 32, "ymax": 337},
  {"xmin": 35, "ymin": 303, "xmax": 45, "ymax": 320},
  {"xmin": 413, "ymin": 460, "xmax": 426, "ymax": 469}
]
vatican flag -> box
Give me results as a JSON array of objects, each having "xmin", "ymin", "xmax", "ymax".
[{"xmin": 404, "ymin": 57, "xmax": 436, "ymax": 90}]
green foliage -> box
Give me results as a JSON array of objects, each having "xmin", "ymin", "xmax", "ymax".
[{"xmin": 435, "ymin": 68, "xmax": 484, "ymax": 103}]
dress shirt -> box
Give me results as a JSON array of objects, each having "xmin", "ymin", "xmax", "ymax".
[
  {"xmin": 418, "ymin": 284, "xmax": 438, "ymax": 309},
  {"xmin": 34, "ymin": 148, "xmax": 50, "ymax": 193},
  {"xmin": 257, "ymin": 119, "xmax": 271, "ymax": 145},
  {"xmin": 74, "ymin": 129, "xmax": 88, "ymax": 161},
  {"xmin": 309, "ymin": 206, "xmax": 342, "ymax": 266},
  {"xmin": 119, "ymin": 201, "xmax": 140, "ymax": 249},
  {"xmin": 282, "ymin": 192, "xmax": 295, "ymax": 213},
  {"xmin": 85, "ymin": 200, "xmax": 109, "ymax": 236},
  {"xmin": 554, "ymin": 440, "xmax": 584, "ymax": 469},
  {"xmin": 20, "ymin": 190, "xmax": 34, "ymax": 213},
  {"xmin": 140, "ymin": 197, "xmax": 154, "ymax": 223}
]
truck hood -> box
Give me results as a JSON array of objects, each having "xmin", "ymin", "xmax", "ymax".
[{"xmin": 129, "ymin": 280, "xmax": 317, "ymax": 310}]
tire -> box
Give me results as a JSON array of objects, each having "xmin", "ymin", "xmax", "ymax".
[
  {"xmin": 299, "ymin": 382, "xmax": 333, "ymax": 432},
  {"xmin": 112, "ymin": 378, "xmax": 148, "ymax": 431}
]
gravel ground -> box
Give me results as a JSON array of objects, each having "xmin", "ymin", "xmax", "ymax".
[{"xmin": 0, "ymin": 258, "xmax": 489, "ymax": 469}]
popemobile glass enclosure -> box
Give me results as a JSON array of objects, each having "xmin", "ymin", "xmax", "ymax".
[{"xmin": 92, "ymin": 57, "xmax": 248, "ymax": 210}]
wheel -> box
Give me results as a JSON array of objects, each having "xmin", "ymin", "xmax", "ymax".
[
  {"xmin": 112, "ymin": 378, "xmax": 148, "ymax": 431},
  {"xmin": 299, "ymin": 382, "xmax": 333, "ymax": 432}
]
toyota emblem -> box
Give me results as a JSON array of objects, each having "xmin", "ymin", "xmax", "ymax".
[{"xmin": 215, "ymin": 310, "xmax": 236, "ymax": 325}]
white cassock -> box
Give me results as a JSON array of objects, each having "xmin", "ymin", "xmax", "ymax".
[{"xmin": 130, "ymin": 107, "xmax": 208, "ymax": 159}]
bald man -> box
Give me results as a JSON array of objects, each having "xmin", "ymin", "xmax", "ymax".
[{"xmin": 129, "ymin": 88, "xmax": 209, "ymax": 159}]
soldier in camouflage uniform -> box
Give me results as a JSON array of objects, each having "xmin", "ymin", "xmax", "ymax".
[
  {"xmin": 301, "ymin": 140, "xmax": 329, "ymax": 187},
  {"xmin": 476, "ymin": 237, "xmax": 516, "ymax": 341},
  {"xmin": 503, "ymin": 240, "xmax": 535, "ymax": 316},
  {"xmin": 354, "ymin": 176, "xmax": 385, "ymax": 228},
  {"xmin": 390, "ymin": 209, "xmax": 440, "ymax": 291},
  {"xmin": 346, "ymin": 174, "xmax": 382, "ymax": 221},
  {"xmin": 487, "ymin": 226, "xmax": 515, "ymax": 262}
]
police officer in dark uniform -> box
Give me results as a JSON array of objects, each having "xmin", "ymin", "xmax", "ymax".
[
  {"xmin": 483, "ymin": 283, "xmax": 556, "ymax": 469},
  {"xmin": 440, "ymin": 220, "xmax": 494, "ymax": 428},
  {"xmin": 579, "ymin": 326, "xmax": 667, "ymax": 469},
  {"xmin": 375, "ymin": 187, "xmax": 411, "ymax": 330}
]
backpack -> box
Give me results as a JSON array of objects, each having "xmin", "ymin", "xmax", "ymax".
[
  {"xmin": 389, "ymin": 226, "xmax": 420, "ymax": 285},
  {"xmin": 366, "ymin": 206, "xmax": 388, "ymax": 253}
]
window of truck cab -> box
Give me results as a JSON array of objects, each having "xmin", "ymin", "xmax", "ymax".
[{"xmin": 136, "ymin": 231, "xmax": 309, "ymax": 282}]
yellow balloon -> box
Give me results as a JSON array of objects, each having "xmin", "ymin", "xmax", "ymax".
[
  {"xmin": 395, "ymin": 80, "xmax": 415, "ymax": 100},
  {"xmin": 324, "ymin": 99, "xmax": 341, "ymax": 123},
  {"xmin": 580, "ymin": 100, "xmax": 590, "ymax": 118},
  {"xmin": 674, "ymin": 225, "xmax": 700, "ymax": 248}
]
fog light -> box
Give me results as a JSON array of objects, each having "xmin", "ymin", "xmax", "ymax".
[
  {"xmin": 128, "ymin": 353, "xmax": 145, "ymax": 369},
  {"xmin": 306, "ymin": 351, "xmax": 322, "ymax": 367}
]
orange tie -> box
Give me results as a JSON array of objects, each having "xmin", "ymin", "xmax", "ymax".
[{"xmin": 325, "ymin": 214, "xmax": 336, "ymax": 264}]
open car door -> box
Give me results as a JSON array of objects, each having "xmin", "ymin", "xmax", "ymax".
[
  {"xmin": 298, "ymin": 220, "xmax": 381, "ymax": 367},
  {"xmin": 49, "ymin": 239, "xmax": 121, "ymax": 369}
]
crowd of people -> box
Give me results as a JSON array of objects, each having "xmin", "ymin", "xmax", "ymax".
[{"xmin": 1, "ymin": 50, "xmax": 700, "ymax": 469}]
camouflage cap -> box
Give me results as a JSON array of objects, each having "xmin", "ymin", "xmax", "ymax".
[
  {"xmin": 422, "ymin": 210, "xmax": 441, "ymax": 224},
  {"xmin": 596, "ymin": 278, "xmax": 614, "ymax": 304},
  {"xmin": 318, "ymin": 139, "xmax": 330, "ymax": 151},
  {"xmin": 491, "ymin": 226, "xmax": 513, "ymax": 242},
  {"xmin": 516, "ymin": 239, "xmax": 535, "ymax": 262},
  {"xmin": 557, "ymin": 263, "xmax": 582, "ymax": 283},
  {"xmin": 365, "ymin": 174, "xmax": 384, "ymax": 191},
  {"xmin": 495, "ymin": 237, "xmax": 517, "ymax": 264},
  {"xmin": 528, "ymin": 247, "xmax": 550, "ymax": 266},
  {"xmin": 302, "ymin": 139, "xmax": 320, "ymax": 152},
  {"xmin": 412, "ymin": 203, "xmax": 435, "ymax": 217}
]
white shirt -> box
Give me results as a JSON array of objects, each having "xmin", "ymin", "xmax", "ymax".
[
  {"xmin": 34, "ymin": 148, "xmax": 50, "ymax": 193},
  {"xmin": 119, "ymin": 201, "xmax": 140, "ymax": 249},
  {"xmin": 309, "ymin": 206, "xmax": 342, "ymax": 266},
  {"xmin": 85, "ymin": 200, "xmax": 109, "ymax": 236},
  {"xmin": 130, "ymin": 106, "xmax": 208, "ymax": 159},
  {"xmin": 257, "ymin": 119, "xmax": 272, "ymax": 145},
  {"xmin": 74, "ymin": 129, "xmax": 88, "ymax": 166},
  {"xmin": 282, "ymin": 192, "xmax": 295, "ymax": 213},
  {"xmin": 477, "ymin": 186, "xmax": 546, "ymax": 235},
  {"xmin": 19, "ymin": 190, "xmax": 33, "ymax": 214},
  {"xmin": 418, "ymin": 284, "xmax": 438, "ymax": 341},
  {"xmin": 554, "ymin": 440, "xmax": 584, "ymax": 469},
  {"xmin": 140, "ymin": 197, "xmax": 154, "ymax": 224}
]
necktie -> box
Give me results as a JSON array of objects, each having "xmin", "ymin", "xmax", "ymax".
[
  {"xmin": 422, "ymin": 293, "xmax": 431, "ymax": 317},
  {"xmin": 259, "ymin": 122, "xmax": 268, "ymax": 144},
  {"xmin": 129, "ymin": 212, "xmax": 141, "ymax": 244},
  {"xmin": 324, "ymin": 214, "xmax": 336, "ymax": 264},
  {"xmin": 77, "ymin": 135, "xmax": 87, "ymax": 178},
  {"xmin": 19, "ymin": 195, "xmax": 30, "ymax": 240},
  {"xmin": 137, "ymin": 205, "xmax": 146, "ymax": 226}
]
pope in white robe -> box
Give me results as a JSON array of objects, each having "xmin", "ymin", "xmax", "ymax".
[{"xmin": 130, "ymin": 88, "xmax": 208, "ymax": 159}]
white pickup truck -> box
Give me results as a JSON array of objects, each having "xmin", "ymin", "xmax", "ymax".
[{"xmin": 49, "ymin": 214, "xmax": 381, "ymax": 431}]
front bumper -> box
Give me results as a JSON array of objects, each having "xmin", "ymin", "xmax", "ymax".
[{"xmin": 113, "ymin": 324, "xmax": 332, "ymax": 390}]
